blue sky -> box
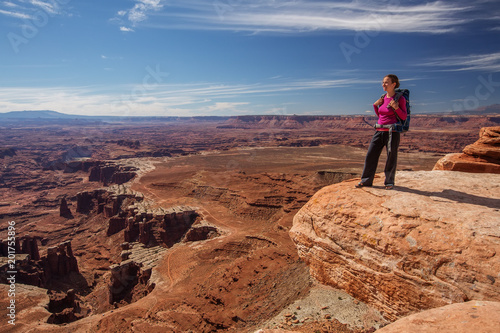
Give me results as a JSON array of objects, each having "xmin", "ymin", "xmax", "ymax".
[{"xmin": 0, "ymin": 0, "xmax": 499, "ymax": 117}]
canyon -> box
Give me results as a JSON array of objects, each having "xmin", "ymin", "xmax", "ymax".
[{"xmin": 0, "ymin": 114, "xmax": 499, "ymax": 332}]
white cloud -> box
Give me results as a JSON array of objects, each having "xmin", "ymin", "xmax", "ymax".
[
  {"xmin": 203, "ymin": 102, "xmax": 250, "ymax": 114},
  {"xmin": 120, "ymin": 26, "xmax": 135, "ymax": 32},
  {"xmin": 0, "ymin": 77, "xmax": 365, "ymax": 116},
  {"xmin": 0, "ymin": 0, "xmax": 67, "ymax": 20},
  {"xmin": 418, "ymin": 52, "xmax": 500, "ymax": 72},
  {"xmin": 138, "ymin": 0, "xmax": 478, "ymax": 34},
  {"xmin": 0, "ymin": 8, "xmax": 32, "ymax": 19},
  {"xmin": 101, "ymin": 55, "xmax": 124, "ymax": 61},
  {"xmin": 115, "ymin": 0, "xmax": 165, "ymax": 31},
  {"xmin": 109, "ymin": 0, "xmax": 500, "ymax": 35},
  {"xmin": 120, "ymin": 0, "xmax": 164, "ymax": 25},
  {"xmin": 30, "ymin": 0, "xmax": 59, "ymax": 15}
]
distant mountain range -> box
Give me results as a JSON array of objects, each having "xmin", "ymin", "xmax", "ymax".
[
  {"xmin": 0, "ymin": 110, "xmax": 80, "ymax": 118},
  {"xmin": 0, "ymin": 110, "xmax": 226, "ymax": 122},
  {"xmin": 469, "ymin": 104, "xmax": 500, "ymax": 115}
]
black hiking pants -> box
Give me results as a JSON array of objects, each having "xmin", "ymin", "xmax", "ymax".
[{"xmin": 360, "ymin": 130, "xmax": 401, "ymax": 186}]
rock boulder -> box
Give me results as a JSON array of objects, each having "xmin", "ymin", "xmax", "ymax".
[
  {"xmin": 434, "ymin": 126, "xmax": 500, "ymax": 173},
  {"xmin": 290, "ymin": 171, "xmax": 500, "ymax": 321}
]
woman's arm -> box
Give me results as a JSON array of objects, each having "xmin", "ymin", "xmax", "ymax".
[
  {"xmin": 396, "ymin": 96, "xmax": 407, "ymax": 120},
  {"xmin": 373, "ymin": 97, "xmax": 383, "ymax": 117}
]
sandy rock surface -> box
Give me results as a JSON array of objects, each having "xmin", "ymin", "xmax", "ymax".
[
  {"xmin": 0, "ymin": 284, "xmax": 51, "ymax": 332},
  {"xmin": 290, "ymin": 170, "xmax": 500, "ymax": 321},
  {"xmin": 261, "ymin": 284, "xmax": 387, "ymax": 331},
  {"xmin": 376, "ymin": 300, "xmax": 500, "ymax": 333}
]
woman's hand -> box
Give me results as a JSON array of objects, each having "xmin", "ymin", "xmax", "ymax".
[
  {"xmin": 374, "ymin": 97, "xmax": 384, "ymax": 106},
  {"xmin": 388, "ymin": 99, "xmax": 399, "ymax": 110}
]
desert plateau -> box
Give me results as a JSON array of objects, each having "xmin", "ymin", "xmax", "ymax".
[{"xmin": 1, "ymin": 113, "xmax": 500, "ymax": 333}]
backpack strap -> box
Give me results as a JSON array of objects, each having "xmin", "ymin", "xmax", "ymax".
[
  {"xmin": 380, "ymin": 91, "xmax": 404, "ymax": 103},
  {"xmin": 389, "ymin": 91, "xmax": 404, "ymax": 122},
  {"xmin": 378, "ymin": 92, "xmax": 403, "ymax": 120}
]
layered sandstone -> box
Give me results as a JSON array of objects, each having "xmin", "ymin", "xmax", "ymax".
[
  {"xmin": 76, "ymin": 184, "xmax": 199, "ymax": 248},
  {"xmin": 434, "ymin": 126, "xmax": 500, "ymax": 173},
  {"xmin": 88, "ymin": 162, "xmax": 137, "ymax": 185},
  {"xmin": 290, "ymin": 170, "xmax": 500, "ymax": 321}
]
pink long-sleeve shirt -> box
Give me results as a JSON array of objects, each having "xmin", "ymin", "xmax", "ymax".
[{"xmin": 373, "ymin": 94, "xmax": 407, "ymax": 130}]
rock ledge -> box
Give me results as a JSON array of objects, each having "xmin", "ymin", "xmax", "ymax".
[{"xmin": 290, "ymin": 170, "xmax": 500, "ymax": 321}]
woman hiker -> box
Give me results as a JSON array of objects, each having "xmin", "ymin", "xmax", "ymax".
[{"xmin": 356, "ymin": 74, "xmax": 407, "ymax": 190}]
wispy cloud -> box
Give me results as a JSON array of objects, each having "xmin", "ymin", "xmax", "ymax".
[
  {"xmin": 0, "ymin": 0, "xmax": 67, "ymax": 20},
  {"xmin": 101, "ymin": 55, "xmax": 124, "ymax": 61},
  {"xmin": 120, "ymin": 26, "xmax": 135, "ymax": 32},
  {"xmin": 116, "ymin": 0, "xmax": 165, "ymax": 30},
  {"xmin": 119, "ymin": 0, "xmax": 485, "ymax": 34},
  {"xmin": 0, "ymin": 77, "xmax": 367, "ymax": 116},
  {"xmin": 203, "ymin": 102, "xmax": 249, "ymax": 114},
  {"xmin": 0, "ymin": 8, "xmax": 32, "ymax": 19},
  {"xmin": 418, "ymin": 52, "xmax": 500, "ymax": 72},
  {"xmin": 30, "ymin": 0, "xmax": 59, "ymax": 15}
]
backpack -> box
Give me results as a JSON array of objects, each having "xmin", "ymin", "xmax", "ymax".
[{"xmin": 387, "ymin": 88, "xmax": 411, "ymax": 133}]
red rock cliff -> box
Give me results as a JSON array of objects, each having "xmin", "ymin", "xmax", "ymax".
[{"xmin": 290, "ymin": 171, "xmax": 500, "ymax": 321}]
